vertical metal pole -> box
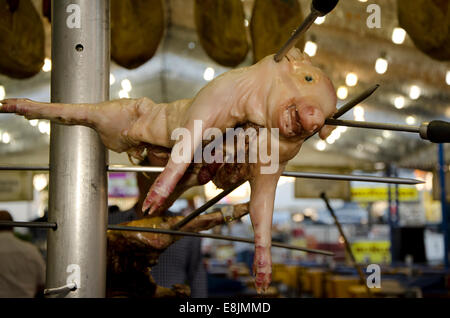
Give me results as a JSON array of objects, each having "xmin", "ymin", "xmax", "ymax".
[
  {"xmin": 438, "ymin": 144, "xmax": 449, "ymax": 269},
  {"xmin": 46, "ymin": 0, "xmax": 109, "ymax": 297}
]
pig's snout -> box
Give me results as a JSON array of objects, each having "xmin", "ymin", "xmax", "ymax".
[{"xmin": 298, "ymin": 106, "xmax": 325, "ymax": 132}]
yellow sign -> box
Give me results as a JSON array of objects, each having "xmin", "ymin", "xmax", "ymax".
[
  {"xmin": 351, "ymin": 241, "xmax": 391, "ymax": 264},
  {"xmin": 351, "ymin": 187, "xmax": 418, "ymax": 202}
]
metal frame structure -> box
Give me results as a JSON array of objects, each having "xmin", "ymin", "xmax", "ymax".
[{"xmin": 46, "ymin": 0, "xmax": 110, "ymax": 297}]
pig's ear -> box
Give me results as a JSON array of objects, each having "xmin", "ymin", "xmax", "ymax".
[{"xmin": 319, "ymin": 125, "xmax": 336, "ymax": 140}]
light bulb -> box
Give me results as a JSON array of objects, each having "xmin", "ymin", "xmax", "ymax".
[
  {"xmin": 42, "ymin": 58, "xmax": 52, "ymax": 72},
  {"xmin": 345, "ymin": 73, "xmax": 358, "ymax": 87},
  {"xmin": 375, "ymin": 58, "xmax": 388, "ymax": 74},
  {"xmin": 304, "ymin": 41, "xmax": 318, "ymax": 57},
  {"xmin": 337, "ymin": 86, "xmax": 348, "ymax": 100},
  {"xmin": 203, "ymin": 67, "xmax": 215, "ymax": 81},
  {"xmin": 392, "ymin": 28, "xmax": 406, "ymax": 44},
  {"xmin": 316, "ymin": 140, "xmax": 326, "ymax": 151},
  {"xmin": 409, "ymin": 85, "xmax": 421, "ymax": 100},
  {"xmin": 394, "ymin": 96, "xmax": 405, "ymax": 109}
]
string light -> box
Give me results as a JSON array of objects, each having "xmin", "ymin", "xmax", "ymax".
[
  {"xmin": 316, "ymin": 140, "xmax": 326, "ymax": 151},
  {"xmin": 119, "ymin": 90, "xmax": 129, "ymax": 99},
  {"xmin": 353, "ymin": 105, "xmax": 365, "ymax": 121},
  {"xmin": 375, "ymin": 57, "xmax": 388, "ymax": 74},
  {"xmin": 394, "ymin": 96, "xmax": 405, "ymax": 109},
  {"xmin": 406, "ymin": 116, "xmax": 416, "ymax": 125},
  {"xmin": 203, "ymin": 67, "xmax": 215, "ymax": 81},
  {"xmin": 2, "ymin": 132, "xmax": 10, "ymax": 144},
  {"xmin": 392, "ymin": 27, "xmax": 406, "ymax": 44},
  {"xmin": 121, "ymin": 79, "xmax": 132, "ymax": 92},
  {"xmin": 38, "ymin": 121, "xmax": 50, "ymax": 135},
  {"xmin": 42, "ymin": 58, "xmax": 52, "ymax": 72},
  {"xmin": 304, "ymin": 41, "xmax": 318, "ymax": 57},
  {"xmin": 409, "ymin": 85, "xmax": 421, "ymax": 100},
  {"xmin": 337, "ymin": 86, "xmax": 348, "ymax": 100},
  {"xmin": 345, "ymin": 73, "xmax": 358, "ymax": 87},
  {"xmin": 314, "ymin": 16, "xmax": 326, "ymax": 25}
]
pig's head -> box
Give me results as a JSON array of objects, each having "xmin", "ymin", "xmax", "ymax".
[{"xmin": 263, "ymin": 48, "xmax": 337, "ymax": 140}]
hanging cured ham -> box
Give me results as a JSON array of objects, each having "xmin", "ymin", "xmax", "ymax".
[
  {"xmin": 194, "ymin": 0, "xmax": 249, "ymax": 67},
  {"xmin": 398, "ymin": 0, "xmax": 450, "ymax": 61},
  {"xmin": 250, "ymin": 0, "xmax": 305, "ymax": 63},
  {"xmin": 111, "ymin": 0, "xmax": 165, "ymax": 69},
  {"xmin": 0, "ymin": 0, "xmax": 45, "ymax": 78}
]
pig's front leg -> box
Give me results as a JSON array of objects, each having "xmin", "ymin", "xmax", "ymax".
[
  {"xmin": 0, "ymin": 97, "xmax": 145, "ymax": 154},
  {"xmin": 249, "ymin": 163, "xmax": 285, "ymax": 293},
  {"xmin": 142, "ymin": 92, "xmax": 239, "ymax": 214},
  {"xmin": 0, "ymin": 98, "xmax": 97, "ymax": 126},
  {"xmin": 141, "ymin": 116, "xmax": 203, "ymax": 214}
]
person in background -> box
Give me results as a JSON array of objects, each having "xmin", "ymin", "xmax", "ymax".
[
  {"xmin": 108, "ymin": 158, "xmax": 208, "ymax": 297},
  {"xmin": 0, "ymin": 210, "xmax": 46, "ymax": 298},
  {"xmin": 150, "ymin": 198, "xmax": 208, "ymax": 298},
  {"xmin": 230, "ymin": 218, "xmax": 254, "ymax": 272},
  {"xmin": 108, "ymin": 204, "xmax": 139, "ymax": 225}
]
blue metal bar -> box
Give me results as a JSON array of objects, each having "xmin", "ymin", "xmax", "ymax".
[
  {"xmin": 394, "ymin": 167, "xmax": 400, "ymax": 228},
  {"xmin": 438, "ymin": 144, "xmax": 449, "ymax": 269},
  {"xmin": 387, "ymin": 166, "xmax": 394, "ymax": 265}
]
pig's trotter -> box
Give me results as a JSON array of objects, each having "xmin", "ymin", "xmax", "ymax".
[
  {"xmin": 142, "ymin": 160, "xmax": 190, "ymax": 214},
  {"xmin": 142, "ymin": 176, "xmax": 170, "ymax": 214},
  {"xmin": 0, "ymin": 99, "xmax": 31, "ymax": 116},
  {"xmin": 253, "ymin": 245, "xmax": 272, "ymax": 293}
]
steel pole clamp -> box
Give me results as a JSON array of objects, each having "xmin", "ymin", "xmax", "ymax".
[{"xmin": 220, "ymin": 206, "xmax": 235, "ymax": 223}]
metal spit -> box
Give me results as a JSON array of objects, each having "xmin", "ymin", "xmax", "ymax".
[{"xmin": 45, "ymin": 0, "xmax": 109, "ymax": 298}]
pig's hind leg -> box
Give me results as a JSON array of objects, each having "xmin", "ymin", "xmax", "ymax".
[
  {"xmin": 0, "ymin": 98, "xmax": 95, "ymax": 127},
  {"xmin": 249, "ymin": 164, "xmax": 285, "ymax": 293}
]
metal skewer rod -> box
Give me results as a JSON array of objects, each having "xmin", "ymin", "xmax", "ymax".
[
  {"xmin": 333, "ymin": 84, "xmax": 380, "ymax": 119},
  {"xmin": 320, "ymin": 193, "xmax": 372, "ymax": 296},
  {"xmin": 108, "ymin": 165, "xmax": 164, "ymax": 173},
  {"xmin": 0, "ymin": 166, "xmax": 50, "ymax": 171},
  {"xmin": 0, "ymin": 165, "xmax": 423, "ymax": 184},
  {"xmin": 305, "ymin": 84, "xmax": 380, "ymax": 141},
  {"xmin": 171, "ymin": 181, "xmax": 246, "ymax": 230},
  {"xmin": 274, "ymin": 12, "xmax": 318, "ymax": 62},
  {"xmin": 0, "ymin": 221, "xmax": 57, "ymax": 229},
  {"xmin": 108, "ymin": 225, "xmax": 334, "ymax": 256},
  {"xmin": 283, "ymin": 171, "xmax": 422, "ymax": 185},
  {"xmin": 274, "ymin": 0, "xmax": 339, "ymax": 62},
  {"xmin": 0, "ymin": 221, "xmax": 334, "ymax": 256},
  {"xmin": 325, "ymin": 118, "xmax": 420, "ymax": 133}
]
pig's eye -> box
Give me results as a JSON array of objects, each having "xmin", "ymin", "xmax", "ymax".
[{"xmin": 305, "ymin": 75, "xmax": 314, "ymax": 82}]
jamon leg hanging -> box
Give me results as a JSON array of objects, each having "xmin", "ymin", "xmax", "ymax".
[
  {"xmin": 194, "ymin": 0, "xmax": 249, "ymax": 67},
  {"xmin": 0, "ymin": 0, "xmax": 45, "ymax": 78},
  {"xmin": 250, "ymin": 0, "xmax": 305, "ymax": 63},
  {"xmin": 111, "ymin": 0, "xmax": 165, "ymax": 69}
]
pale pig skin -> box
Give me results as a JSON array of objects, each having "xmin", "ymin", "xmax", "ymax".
[{"xmin": 0, "ymin": 48, "xmax": 337, "ymax": 292}]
